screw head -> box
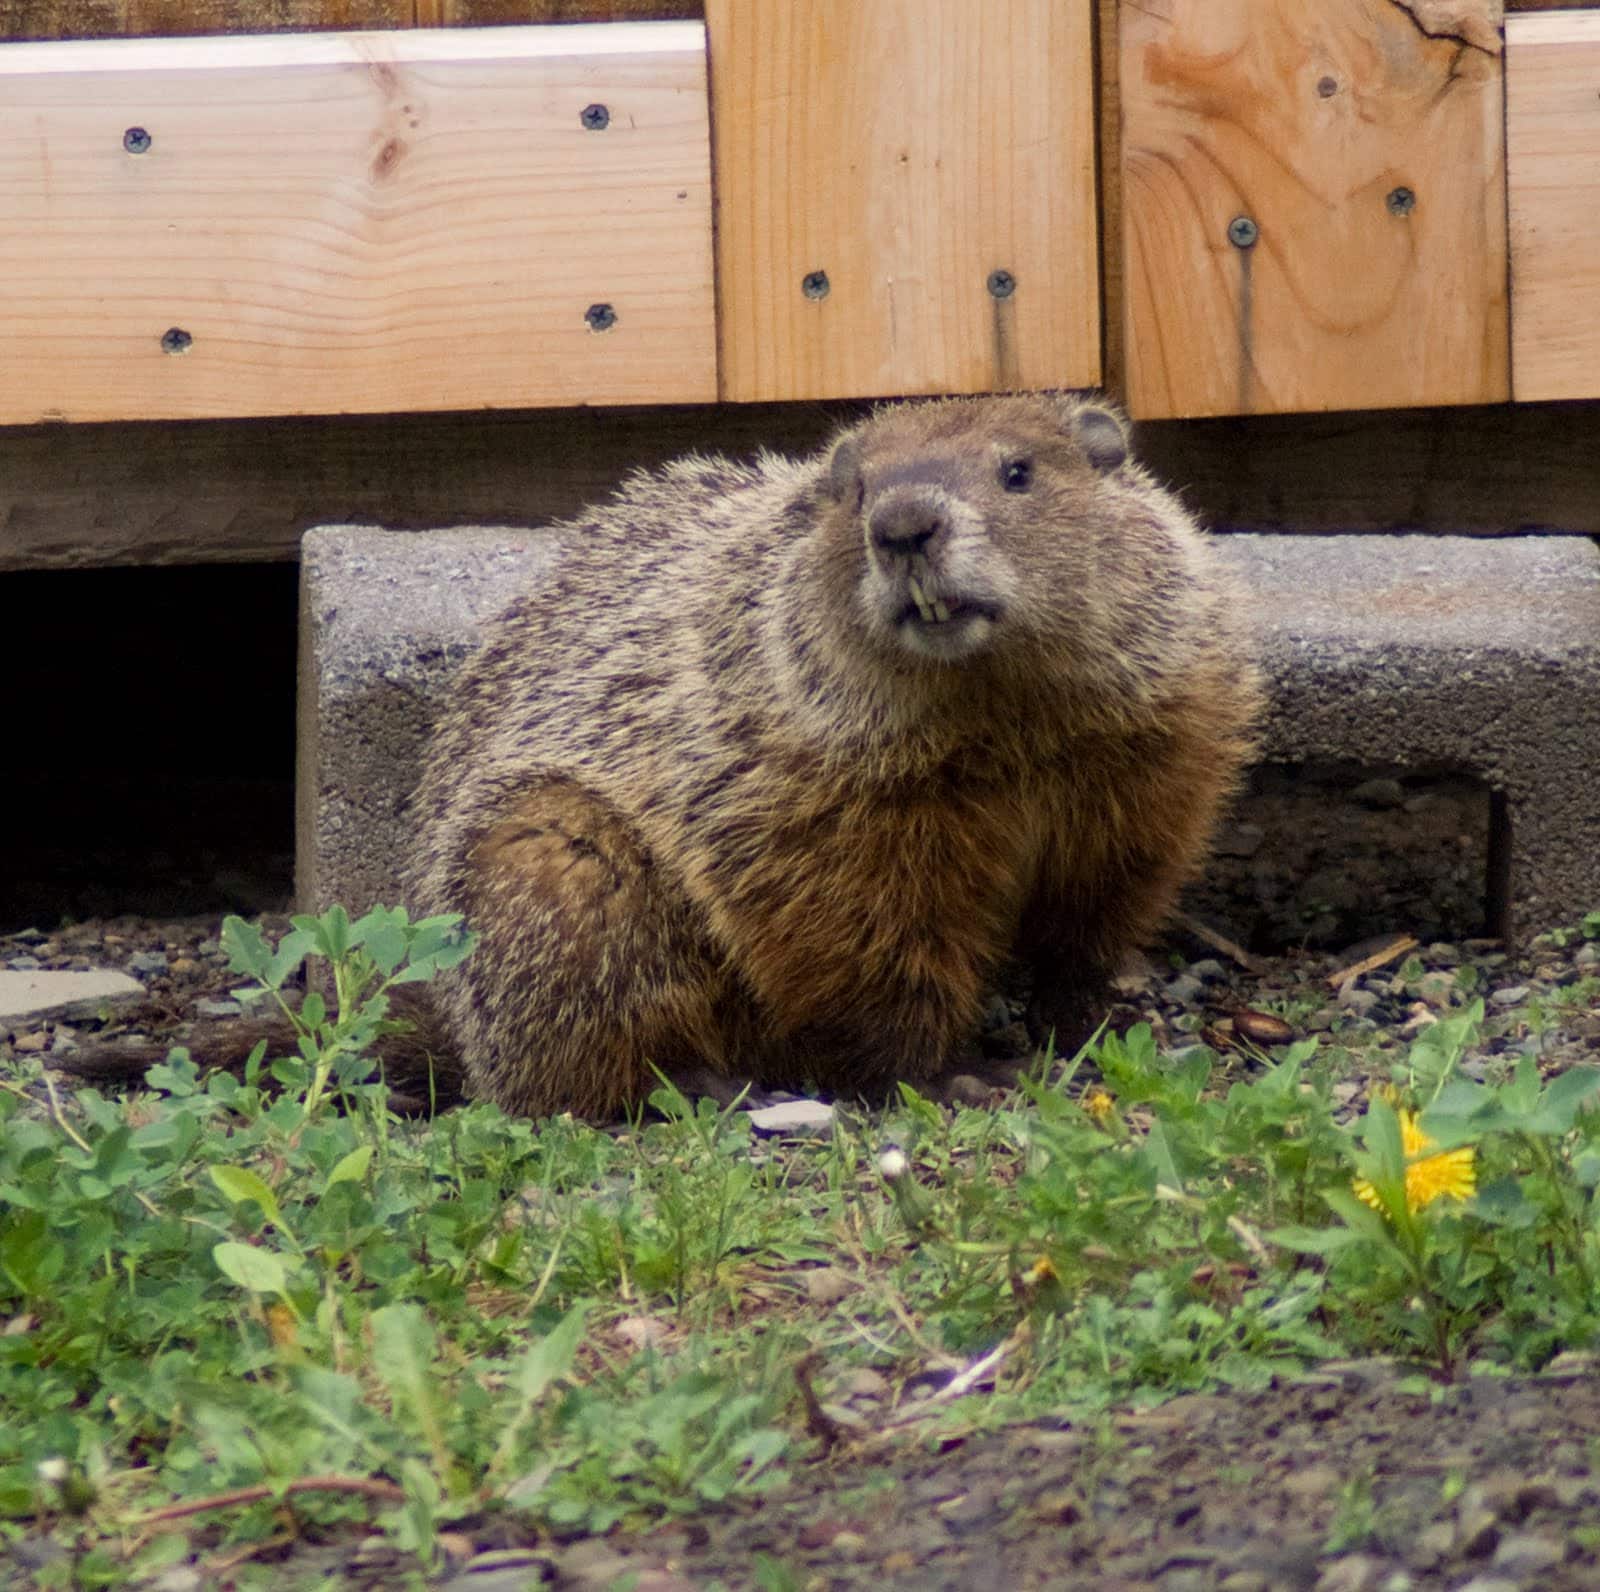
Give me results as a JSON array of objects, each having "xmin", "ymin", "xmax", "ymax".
[
  {"xmin": 1386, "ymin": 186, "xmax": 1416, "ymax": 216},
  {"xmin": 160, "ymin": 327, "xmax": 192, "ymax": 354},
  {"xmin": 801, "ymin": 270, "xmax": 830, "ymax": 301},
  {"xmin": 986, "ymin": 269, "xmax": 1017, "ymax": 299},
  {"xmin": 123, "ymin": 126, "xmax": 152, "ymax": 154},
  {"xmin": 1227, "ymin": 215, "xmax": 1259, "ymax": 249},
  {"xmin": 580, "ymin": 103, "xmax": 610, "ymax": 131},
  {"xmin": 584, "ymin": 302, "xmax": 617, "ymax": 332}
]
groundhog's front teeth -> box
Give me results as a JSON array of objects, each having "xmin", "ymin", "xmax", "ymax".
[{"xmin": 907, "ymin": 575, "xmax": 938, "ymax": 624}]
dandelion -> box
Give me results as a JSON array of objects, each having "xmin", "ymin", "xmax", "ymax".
[
  {"xmin": 1082, "ymin": 1086, "xmax": 1116, "ymax": 1126},
  {"xmin": 1353, "ymin": 1109, "xmax": 1476, "ymax": 1214}
]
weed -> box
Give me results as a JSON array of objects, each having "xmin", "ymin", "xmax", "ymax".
[{"xmin": 7, "ymin": 910, "xmax": 1600, "ymax": 1581}]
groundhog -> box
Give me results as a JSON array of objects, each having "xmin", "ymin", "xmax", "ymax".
[{"xmin": 396, "ymin": 391, "xmax": 1261, "ymax": 1117}]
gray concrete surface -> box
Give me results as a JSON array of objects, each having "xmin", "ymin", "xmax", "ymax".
[
  {"xmin": 299, "ymin": 529, "xmax": 1600, "ymax": 941},
  {"xmin": 0, "ymin": 968, "xmax": 144, "ymax": 1024},
  {"xmin": 297, "ymin": 526, "xmax": 563, "ymax": 917},
  {"xmin": 1223, "ymin": 535, "xmax": 1600, "ymax": 937}
]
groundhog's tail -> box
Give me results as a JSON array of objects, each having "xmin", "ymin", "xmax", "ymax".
[{"xmin": 49, "ymin": 984, "xmax": 469, "ymax": 1114}]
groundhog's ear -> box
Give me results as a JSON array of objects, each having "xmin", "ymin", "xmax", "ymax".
[
  {"xmin": 827, "ymin": 436, "xmax": 865, "ymax": 505},
  {"xmin": 1071, "ymin": 405, "xmax": 1130, "ymax": 473}
]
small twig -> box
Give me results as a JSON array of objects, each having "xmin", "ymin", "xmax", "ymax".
[
  {"xmin": 793, "ymin": 1351, "xmax": 849, "ymax": 1451},
  {"xmin": 1176, "ymin": 914, "xmax": 1266, "ymax": 975},
  {"xmin": 202, "ymin": 1529, "xmax": 297, "ymax": 1575},
  {"xmin": 1326, "ymin": 935, "xmax": 1419, "ymax": 992},
  {"xmin": 1227, "ymin": 1214, "xmax": 1271, "ymax": 1265},
  {"xmin": 879, "ymin": 1331, "xmax": 1023, "ymax": 1430},
  {"xmin": 129, "ymin": 1474, "xmax": 406, "ymax": 1527}
]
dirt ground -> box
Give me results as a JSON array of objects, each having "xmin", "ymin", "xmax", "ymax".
[{"xmin": 7, "ymin": 766, "xmax": 1600, "ymax": 1591}]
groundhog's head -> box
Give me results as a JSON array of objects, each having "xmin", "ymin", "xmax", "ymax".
[{"xmin": 821, "ymin": 393, "xmax": 1155, "ymax": 669}]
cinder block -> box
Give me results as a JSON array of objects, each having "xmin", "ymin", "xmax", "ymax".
[
  {"xmin": 296, "ymin": 526, "xmax": 560, "ymax": 918},
  {"xmin": 298, "ymin": 528, "xmax": 1600, "ymax": 939},
  {"xmin": 1225, "ymin": 535, "xmax": 1600, "ymax": 937}
]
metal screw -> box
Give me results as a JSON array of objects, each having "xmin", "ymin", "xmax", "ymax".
[
  {"xmin": 123, "ymin": 126, "xmax": 152, "ymax": 154},
  {"xmin": 801, "ymin": 270, "xmax": 830, "ymax": 301},
  {"xmin": 1316, "ymin": 76, "xmax": 1338, "ymax": 98},
  {"xmin": 160, "ymin": 327, "xmax": 192, "ymax": 354},
  {"xmin": 579, "ymin": 103, "xmax": 610, "ymax": 131},
  {"xmin": 986, "ymin": 269, "xmax": 1016, "ymax": 299},
  {"xmin": 584, "ymin": 302, "xmax": 616, "ymax": 332},
  {"xmin": 1386, "ymin": 186, "xmax": 1416, "ymax": 216},
  {"xmin": 1227, "ymin": 215, "xmax": 1259, "ymax": 249}
]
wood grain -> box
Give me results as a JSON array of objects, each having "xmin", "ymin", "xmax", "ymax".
[
  {"xmin": 4, "ymin": 398, "xmax": 1598, "ymax": 573},
  {"xmin": 0, "ymin": 24, "xmax": 714, "ymax": 422},
  {"xmin": 1121, "ymin": 0, "xmax": 1509, "ymax": 419},
  {"xmin": 707, "ymin": 0, "xmax": 1099, "ymax": 403},
  {"xmin": 1506, "ymin": 10, "xmax": 1600, "ymax": 402},
  {"xmin": 0, "ymin": 1, "xmax": 697, "ymax": 36}
]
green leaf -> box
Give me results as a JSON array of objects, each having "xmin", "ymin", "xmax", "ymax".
[
  {"xmin": 209, "ymin": 1165, "xmax": 284, "ymax": 1230},
  {"xmin": 323, "ymin": 1146, "xmax": 373, "ymax": 1194},
  {"xmin": 490, "ymin": 1302, "xmax": 590, "ymax": 1479},
  {"xmin": 352, "ymin": 906, "xmax": 411, "ymax": 978},
  {"xmin": 213, "ymin": 1240, "xmax": 290, "ymax": 1295},
  {"xmin": 294, "ymin": 905, "xmax": 352, "ymax": 965},
  {"xmin": 369, "ymin": 1304, "xmax": 443, "ymax": 1452},
  {"xmin": 1265, "ymin": 1223, "xmax": 1366, "ymax": 1257},
  {"xmin": 221, "ymin": 916, "xmax": 274, "ymax": 982}
]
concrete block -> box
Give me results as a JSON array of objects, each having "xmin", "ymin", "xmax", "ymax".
[
  {"xmin": 0, "ymin": 968, "xmax": 145, "ymax": 1025},
  {"xmin": 1223, "ymin": 535, "xmax": 1600, "ymax": 936},
  {"xmin": 298, "ymin": 528, "xmax": 1600, "ymax": 939},
  {"xmin": 296, "ymin": 525, "xmax": 561, "ymax": 917}
]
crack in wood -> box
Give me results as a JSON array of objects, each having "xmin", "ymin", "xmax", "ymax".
[{"xmin": 1386, "ymin": 0, "xmax": 1503, "ymax": 58}]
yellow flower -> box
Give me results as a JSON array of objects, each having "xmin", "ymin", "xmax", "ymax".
[
  {"xmin": 1353, "ymin": 1109, "xmax": 1476, "ymax": 1214},
  {"xmin": 1082, "ymin": 1086, "xmax": 1116, "ymax": 1126}
]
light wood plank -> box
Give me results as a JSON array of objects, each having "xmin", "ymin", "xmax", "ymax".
[
  {"xmin": 1121, "ymin": 0, "xmax": 1508, "ymax": 419},
  {"xmin": 0, "ymin": 23, "xmax": 715, "ymax": 422},
  {"xmin": 707, "ymin": 0, "xmax": 1099, "ymax": 404},
  {"xmin": 0, "ymin": 1, "xmax": 698, "ymax": 38},
  {"xmin": 1506, "ymin": 11, "xmax": 1600, "ymax": 402}
]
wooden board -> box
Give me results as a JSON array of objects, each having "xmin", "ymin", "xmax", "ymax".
[
  {"xmin": 0, "ymin": 1, "xmax": 699, "ymax": 38},
  {"xmin": 1506, "ymin": 10, "xmax": 1600, "ymax": 402},
  {"xmin": 0, "ymin": 24, "xmax": 715, "ymax": 422},
  {"xmin": 1120, "ymin": 0, "xmax": 1509, "ymax": 419},
  {"xmin": 707, "ymin": 0, "xmax": 1099, "ymax": 403},
  {"xmin": 5, "ymin": 398, "xmax": 1599, "ymax": 573}
]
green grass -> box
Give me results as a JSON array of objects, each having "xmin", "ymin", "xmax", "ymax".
[{"xmin": 5, "ymin": 906, "xmax": 1600, "ymax": 1586}]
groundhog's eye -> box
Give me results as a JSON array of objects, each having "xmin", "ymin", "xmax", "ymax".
[{"xmin": 1001, "ymin": 458, "xmax": 1033, "ymax": 493}]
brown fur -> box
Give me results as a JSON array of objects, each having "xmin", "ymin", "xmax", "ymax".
[{"xmin": 399, "ymin": 392, "xmax": 1261, "ymax": 1118}]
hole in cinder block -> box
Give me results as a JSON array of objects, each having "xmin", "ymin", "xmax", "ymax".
[
  {"xmin": 1, "ymin": 563, "xmax": 296, "ymax": 933},
  {"xmin": 1183, "ymin": 761, "xmax": 1494, "ymax": 954}
]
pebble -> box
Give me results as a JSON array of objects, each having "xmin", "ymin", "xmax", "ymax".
[
  {"xmin": 1164, "ymin": 975, "xmax": 1204, "ymax": 1006},
  {"xmin": 1350, "ymin": 777, "xmax": 1405, "ymax": 808},
  {"xmin": 6, "ymin": 955, "xmax": 41, "ymax": 971},
  {"xmin": 1337, "ymin": 986, "xmax": 1380, "ymax": 1017},
  {"xmin": 1489, "ymin": 1533, "xmax": 1565, "ymax": 1576},
  {"xmin": 745, "ymin": 1099, "xmax": 835, "ymax": 1137},
  {"xmin": 842, "ymin": 1367, "xmax": 889, "ymax": 1399},
  {"xmin": 1574, "ymin": 943, "xmax": 1600, "ymax": 968},
  {"xmin": 801, "ymin": 1266, "xmax": 855, "ymax": 1305},
  {"xmin": 1416, "ymin": 971, "xmax": 1458, "ymax": 1008},
  {"xmin": 1188, "ymin": 959, "xmax": 1227, "ymax": 983},
  {"xmin": 1314, "ymin": 1554, "xmax": 1383, "ymax": 1592},
  {"xmin": 195, "ymin": 998, "xmax": 246, "ymax": 1019},
  {"xmin": 1490, "ymin": 986, "xmax": 1530, "ymax": 1009},
  {"xmin": 127, "ymin": 952, "xmax": 169, "ymax": 976}
]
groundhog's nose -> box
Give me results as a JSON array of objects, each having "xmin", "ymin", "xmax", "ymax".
[{"xmin": 868, "ymin": 494, "xmax": 947, "ymax": 558}]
